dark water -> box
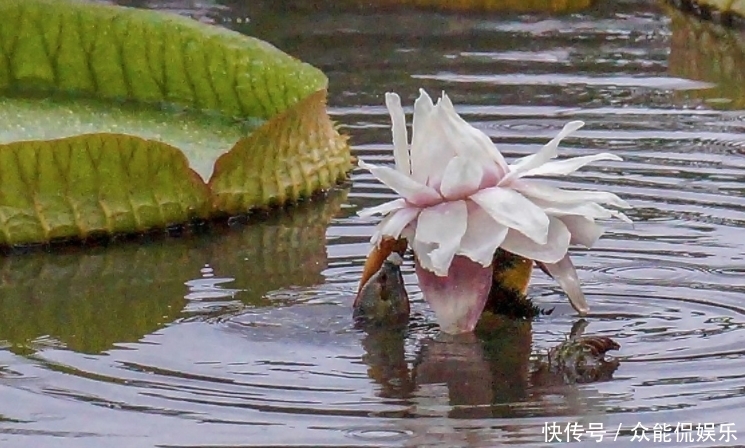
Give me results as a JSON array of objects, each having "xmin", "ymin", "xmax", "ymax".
[{"xmin": 2, "ymin": 1, "xmax": 745, "ymax": 447}]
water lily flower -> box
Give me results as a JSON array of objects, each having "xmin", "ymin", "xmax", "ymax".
[{"xmin": 358, "ymin": 89, "xmax": 631, "ymax": 334}]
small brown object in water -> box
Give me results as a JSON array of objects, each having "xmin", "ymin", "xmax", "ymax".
[
  {"xmin": 546, "ymin": 335, "xmax": 621, "ymax": 384},
  {"xmin": 356, "ymin": 237, "xmax": 408, "ymax": 296},
  {"xmin": 353, "ymin": 252, "xmax": 410, "ymax": 326}
]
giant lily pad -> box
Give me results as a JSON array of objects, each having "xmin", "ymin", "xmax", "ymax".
[{"xmin": 0, "ymin": 0, "xmax": 352, "ymax": 247}]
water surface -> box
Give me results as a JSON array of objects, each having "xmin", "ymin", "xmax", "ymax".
[{"xmin": 1, "ymin": 1, "xmax": 745, "ymax": 447}]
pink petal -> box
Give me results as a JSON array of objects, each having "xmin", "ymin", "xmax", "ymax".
[
  {"xmin": 414, "ymin": 132, "xmax": 457, "ymax": 190},
  {"xmin": 385, "ymin": 93, "xmax": 411, "ymax": 175},
  {"xmin": 501, "ymin": 120, "xmax": 584, "ymax": 184},
  {"xmin": 538, "ymin": 200, "xmax": 632, "ymax": 224},
  {"xmin": 469, "ymin": 186, "xmax": 550, "ymax": 245},
  {"xmin": 416, "ymin": 254, "xmax": 493, "ymax": 334},
  {"xmin": 377, "ymin": 207, "xmax": 421, "ymax": 241},
  {"xmin": 512, "ymin": 180, "xmax": 631, "ymax": 209},
  {"xmin": 411, "ymin": 89, "xmax": 454, "ymax": 185},
  {"xmin": 357, "ymin": 198, "xmax": 406, "ymax": 218},
  {"xmin": 358, "ymin": 160, "xmax": 441, "ymax": 206},
  {"xmin": 499, "ymin": 216, "xmax": 570, "ymax": 263},
  {"xmin": 539, "ymin": 254, "xmax": 590, "ymax": 315},
  {"xmin": 411, "ymin": 236, "xmax": 438, "ymax": 273},
  {"xmin": 411, "ymin": 88, "xmax": 434, "ymax": 151},
  {"xmin": 559, "ymin": 215, "xmax": 604, "ymax": 248},
  {"xmin": 438, "ymin": 93, "xmax": 508, "ymax": 177},
  {"xmin": 415, "ymin": 200, "xmax": 468, "ymax": 276},
  {"xmin": 522, "ymin": 153, "xmax": 622, "ymax": 178},
  {"xmin": 440, "ymin": 156, "xmax": 484, "ymax": 200},
  {"xmin": 458, "ymin": 201, "xmax": 508, "ymax": 267}
]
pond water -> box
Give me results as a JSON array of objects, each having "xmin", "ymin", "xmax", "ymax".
[{"xmin": 2, "ymin": 1, "xmax": 745, "ymax": 447}]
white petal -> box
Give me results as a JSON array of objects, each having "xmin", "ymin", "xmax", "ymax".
[
  {"xmin": 358, "ymin": 159, "xmax": 441, "ymax": 206},
  {"xmin": 400, "ymin": 222, "xmax": 416, "ymax": 242},
  {"xmin": 357, "ymin": 198, "xmax": 406, "ymax": 218},
  {"xmin": 559, "ymin": 215, "xmax": 604, "ymax": 248},
  {"xmin": 612, "ymin": 211, "xmax": 631, "ymax": 223},
  {"xmin": 385, "ymin": 92, "xmax": 411, "ymax": 175},
  {"xmin": 458, "ymin": 202, "xmax": 508, "ymax": 266},
  {"xmin": 377, "ymin": 207, "xmax": 420, "ymax": 241},
  {"xmin": 415, "ymin": 255, "xmax": 493, "ymax": 334},
  {"xmin": 412, "ymin": 237, "xmax": 438, "ymax": 273},
  {"xmin": 502, "ymin": 120, "xmax": 585, "ymax": 184},
  {"xmin": 469, "ymin": 186, "xmax": 550, "ymax": 244},
  {"xmin": 410, "ymin": 89, "xmax": 441, "ymax": 184},
  {"xmin": 439, "ymin": 93, "xmax": 508, "ymax": 176},
  {"xmin": 371, "ymin": 231, "xmax": 383, "ymax": 247},
  {"xmin": 539, "ymin": 255, "xmax": 590, "ymax": 315},
  {"xmin": 522, "ymin": 153, "xmax": 622, "ymax": 178},
  {"xmin": 499, "ymin": 216, "xmax": 570, "ymax": 263},
  {"xmin": 440, "ymin": 156, "xmax": 484, "ymax": 200},
  {"xmin": 411, "ymin": 89, "xmax": 434, "ymax": 149},
  {"xmin": 512, "ymin": 180, "xmax": 631, "ymax": 209},
  {"xmin": 414, "ymin": 200, "xmax": 468, "ymax": 276},
  {"xmin": 538, "ymin": 200, "xmax": 632, "ymax": 223}
]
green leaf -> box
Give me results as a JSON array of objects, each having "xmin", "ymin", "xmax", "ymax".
[
  {"xmin": 0, "ymin": 95, "xmax": 252, "ymax": 180},
  {"xmin": 0, "ymin": 0, "xmax": 352, "ymax": 247},
  {"xmin": 0, "ymin": 0, "xmax": 327, "ymax": 119},
  {"xmin": 0, "ymin": 133, "xmax": 211, "ymax": 246},
  {"xmin": 209, "ymin": 89, "xmax": 351, "ymax": 215}
]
